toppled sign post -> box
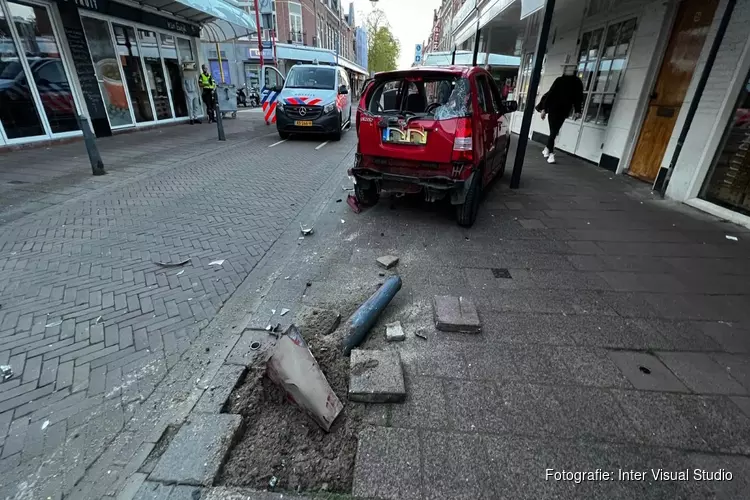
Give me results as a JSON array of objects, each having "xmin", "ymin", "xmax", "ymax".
[{"xmin": 266, "ymin": 325, "xmax": 343, "ymax": 431}]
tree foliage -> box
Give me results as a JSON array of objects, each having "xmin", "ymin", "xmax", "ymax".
[{"xmin": 366, "ymin": 9, "xmax": 400, "ymax": 73}]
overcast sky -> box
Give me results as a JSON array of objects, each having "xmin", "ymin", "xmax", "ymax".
[{"xmin": 350, "ymin": 0, "xmax": 442, "ymax": 69}]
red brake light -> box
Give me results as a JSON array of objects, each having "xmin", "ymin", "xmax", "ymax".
[{"xmin": 452, "ymin": 118, "xmax": 473, "ymax": 162}]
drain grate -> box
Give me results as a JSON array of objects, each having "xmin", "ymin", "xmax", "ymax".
[{"xmin": 491, "ymin": 268, "xmax": 512, "ymax": 279}]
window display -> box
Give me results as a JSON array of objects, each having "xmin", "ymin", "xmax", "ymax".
[
  {"xmin": 0, "ymin": 7, "xmax": 45, "ymax": 139},
  {"xmin": 8, "ymin": 1, "xmax": 79, "ymax": 133},
  {"xmin": 114, "ymin": 23, "xmax": 153, "ymax": 122},
  {"xmin": 701, "ymin": 71, "xmax": 750, "ymax": 215},
  {"xmin": 139, "ymin": 29, "xmax": 171, "ymax": 120},
  {"xmin": 81, "ymin": 16, "xmax": 133, "ymax": 127},
  {"xmin": 160, "ymin": 34, "xmax": 186, "ymax": 118}
]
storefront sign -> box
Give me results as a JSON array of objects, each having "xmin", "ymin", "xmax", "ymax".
[
  {"xmin": 55, "ymin": 0, "xmax": 201, "ymax": 37},
  {"xmin": 248, "ymin": 48, "xmax": 274, "ymax": 60},
  {"xmin": 57, "ymin": 1, "xmax": 111, "ymax": 137}
]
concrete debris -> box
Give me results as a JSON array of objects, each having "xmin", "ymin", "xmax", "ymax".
[
  {"xmin": 342, "ymin": 275, "xmax": 403, "ymax": 356},
  {"xmin": 280, "ymin": 308, "xmax": 290, "ymax": 316},
  {"xmin": 300, "ymin": 222, "xmax": 314, "ymax": 236},
  {"xmin": 434, "ymin": 295, "xmax": 481, "ymax": 333},
  {"xmin": 348, "ymin": 350, "xmax": 406, "ymax": 403},
  {"xmin": 415, "ymin": 329, "xmax": 428, "ymax": 340},
  {"xmin": 266, "ymin": 325, "xmax": 343, "ymax": 431},
  {"xmin": 271, "ymin": 309, "xmax": 276, "ymax": 315},
  {"xmin": 1, "ymin": 365, "xmax": 12, "ymax": 381},
  {"xmin": 209, "ymin": 259, "xmax": 225, "ymax": 266},
  {"xmin": 376, "ymin": 255, "xmax": 399, "ymax": 269},
  {"xmin": 269, "ymin": 476, "xmax": 278, "ymax": 488},
  {"xmin": 385, "ymin": 322, "xmax": 405, "ymax": 342}
]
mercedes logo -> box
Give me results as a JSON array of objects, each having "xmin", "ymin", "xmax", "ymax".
[{"xmin": 299, "ymin": 107, "xmax": 307, "ymax": 116}]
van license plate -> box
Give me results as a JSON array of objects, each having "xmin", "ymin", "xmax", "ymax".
[{"xmin": 295, "ymin": 120, "xmax": 313, "ymax": 127}]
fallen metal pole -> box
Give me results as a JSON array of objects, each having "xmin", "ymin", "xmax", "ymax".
[
  {"xmin": 342, "ymin": 275, "xmax": 402, "ymax": 356},
  {"xmin": 510, "ymin": 0, "xmax": 556, "ymax": 189},
  {"xmin": 78, "ymin": 115, "xmax": 105, "ymax": 176}
]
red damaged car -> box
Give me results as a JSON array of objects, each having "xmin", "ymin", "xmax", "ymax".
[{"xmin": 350, "ymin": 66, "xmax": 517, "ymax": 226}]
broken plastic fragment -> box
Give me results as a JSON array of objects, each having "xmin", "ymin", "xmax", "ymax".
[
  {"xmin": 280, "ymin": 308, "xmax": 290, "ymax": 316},
  {"xmin": 271, "ymin": 309, "xmax": 276, "ymax": 315},
  {"xmin": 726, "ymin": 235, "xmax": 739, "ymax": 241},
  {"xmin": 45, "ymin": 320, "xmax": 62, "ymax": 328},
  {"xmin": 0, "ymin": 365, "xmax": 12, "ymax": 381},
  {"xmin": 176, "ymin": 270, "xmax": 184, "ymax": 276},
  {"xmin": 299, "ymin": 222, "xmax": 314, "ymax": 236},
  {"xmin": 41, "ymin": 420, "xmax": 49, "ymax": 430},
  {"xmin": 209, "ymin": 259, "xmax": 225, "ymax": 266}
]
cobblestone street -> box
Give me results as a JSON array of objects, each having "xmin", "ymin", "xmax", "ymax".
[
  {"xmin": 2, "ymin": 114, "xmax": 750, "ymax": 499},
  {"xmin": 0, "ymin": 113, "xmax": 357, "ymax": 498}
]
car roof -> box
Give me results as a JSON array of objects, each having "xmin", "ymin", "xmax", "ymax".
[{"xmin": 372, "ymin": 65, "xmax": 481, "ymax": 79}]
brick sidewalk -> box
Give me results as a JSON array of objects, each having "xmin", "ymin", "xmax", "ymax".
[{"xmin": 0, "ymin": 116, "xmax": 356, "ymax": 498}]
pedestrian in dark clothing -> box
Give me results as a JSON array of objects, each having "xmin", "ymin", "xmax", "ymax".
[{"xmin": 535, "ymin": 68, "xmax": 584, "ymax": 163}]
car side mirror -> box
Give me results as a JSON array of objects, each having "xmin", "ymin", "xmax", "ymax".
[
  {"xmin": 339, "ymin": 85, "xmax": 349, "ymax": 95},
  {"xmin": 504, "ymin": 100, "xmax": 518, "ymax": 113}
]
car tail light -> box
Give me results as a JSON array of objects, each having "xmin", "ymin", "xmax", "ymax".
[{"xmin": 452, "ymin": 118, "xmax": 473, "ymax": 162}]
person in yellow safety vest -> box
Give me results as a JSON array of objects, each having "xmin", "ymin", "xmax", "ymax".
[{"xmin": 198, "ymin": 64, "xmax": 217, "ymax": 123}]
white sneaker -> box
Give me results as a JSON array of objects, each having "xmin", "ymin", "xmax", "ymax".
[
  {"xmin": 547, "ymin": 153, "xmax": 556, "ymax": 164},
  {"xmin": 542, "ymin": 147, "xmax": 549, "ymax": 158}
]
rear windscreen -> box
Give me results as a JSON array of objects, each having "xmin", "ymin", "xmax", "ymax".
[{"xmin": 366, "ymin": 76, "xmax": 471, "ymax": 120}]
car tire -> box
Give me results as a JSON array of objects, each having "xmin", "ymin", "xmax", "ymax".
[
  {"xmin": 355, "ymin": 182, "xmax": 379, "ymax": 206},
  {"xmin": 332, "ymin": 113, "xmax": 342, "ymax": 141},
  {"xmin": 278, "ymin": 131, "xmax": 290, "ymax": 140},
  {"xmin": 456, "ymin": 171, "xmax": 482, "ymax": 227}
]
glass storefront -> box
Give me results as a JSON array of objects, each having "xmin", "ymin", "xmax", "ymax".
[
  {"xmin": 701, "ymin": 70, "xmax": 750, "ymax": 215},
  {"xmin": 0, "ymin": 0, "xmax": 79, "ymax": 142},
  {"xmin": 79, "ymin": 14, "xmax": 197, "ymax": 128}
]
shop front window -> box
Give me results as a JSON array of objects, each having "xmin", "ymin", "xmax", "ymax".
[
  {"xmin": 0, "ymin": 7, "xmax": 45, "ymax": 139},
  {"xmin": 5, "ymin": 1, "xmax": 79, "ymax": 135},
  {"xmin": 701, "ymin": 72, "xmax": 750, "ymax": 215},
  {"xmin": 160, "ymin": 34, "xmax": 186, "ymax": 118},
  {"xmin": 114, "ymin": 24, "xmax": 153, "ymax": 122},
  {"xmin": 81, "ymin": 16, "xmax": 133, "ymax": 127},
  {"xmin": 139, "ymin": 29, "xmax": 171, "ymax": 120},
  {"xmin": 177, "ymin": 37, "xmax": 194, "ymax": 63},
  {"xmin": 577, "ymin": 18, "xmax": 636, "ymax": 126}
]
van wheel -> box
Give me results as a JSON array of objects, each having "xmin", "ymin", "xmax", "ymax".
[
  {"xmin": 278, "ymin": 131, "xmax": 290, "ymax": 140},
  {"xmin": 456, "ymin": 172, "xmax": 482, "ymax": 227},
  {"xmin": 355, "ymin": 182, "xmax": 379, "ymax": 206},
  {"xmin": 332, "ymin": 114, "xmax": 342, "ymax": 141}
]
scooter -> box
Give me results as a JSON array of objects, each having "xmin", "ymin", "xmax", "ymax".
[
  {"xmin": 247, "ymin": 87, "xmax": 260, "ymax": 108},
  {"xmin": 237, "ymin": 86, "xmax": 248, "ymax": 107}
]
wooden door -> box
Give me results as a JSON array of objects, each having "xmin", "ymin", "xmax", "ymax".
[{"xmin": 627, "ymin": 0, "xmax": 719, "ymax": 182}]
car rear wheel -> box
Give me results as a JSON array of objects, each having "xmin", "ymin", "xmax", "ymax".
[
  {"xmin": 456, "ymin": 171, "xmax": 482, "ymax": 227},
  {"xmin": 355, "ymin": 182, "xmax": 379, "ymax": 206},
  {"xmin": 278, "ymin": 131, "xmax": 290, "ymax": 140}
]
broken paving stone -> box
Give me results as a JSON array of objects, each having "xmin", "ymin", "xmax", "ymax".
[
  {"xmin": 148, "ymin": 414, "xmax": 242, "ymax": 486},
  {"xmin": 433, "ymin": 295, "xmax": 481, "ymax": 333},
  {"xmin": 385, "ymin": 322, "xmax": 405, "ymax": 342},
  {"xmin": 376, "ymin": 255, "xmax": 399, "ymax": 269},
  {"xmin": 349, "ymin": 350, "xmax": 406, "ymax": 403},
  {"xmin": 193, "ymin": 365, "xmax": 246, "ymax": 413}
]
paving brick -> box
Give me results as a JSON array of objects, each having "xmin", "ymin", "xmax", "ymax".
[
  {"xmin": 193, "ymin": 365, "xmax": 246, "ymax": 414},
  {"xmin": 609, "ymin": 351, "xmax": 689, "ymax": 392},
  {"xmin": 21, "ymin": 356, "xmax": 42, "ymax": 385},
  {"xmin": 56, "ymin": 361, "xmax": 74, "ymax": 390},
  {"xmin": 353, "ymin": 427, "xmax": 422, "ymax": 500},
  {"xmin": 658, "ymin": 352, "xmax": 747, "ymax": 395},
  {"xmin": 433, "ymin": 295, "xmax": 481, "ymax": 333},
  {"xmin": 349, "ymin": 350, "xmax": 406, "ymax": 403},
  {"xmin": 148, "ymin": 414, "xmax": 242, "ymax": 486}
]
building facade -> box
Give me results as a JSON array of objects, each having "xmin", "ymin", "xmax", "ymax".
[
  {"xmin": 0, "ymin": 0, "xmax": 260, "ymax": 149},
  {"xmin": 446, "ymin": 0, "xmax": 750, "ymax": 227}
]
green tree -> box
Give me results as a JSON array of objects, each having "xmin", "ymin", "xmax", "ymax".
[{"xmin": 366, "ymin": 9, "xmax": 400, "ymax": 73}]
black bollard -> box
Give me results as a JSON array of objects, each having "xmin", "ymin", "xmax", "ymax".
[
  {"xmin": 78, "ymin": 115, "xmax": 106, "ymax": 176},
  {"xmin": 215, "ymin": 100, "xmax": 225, "ymax": 141}
]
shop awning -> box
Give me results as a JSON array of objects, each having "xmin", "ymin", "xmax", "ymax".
[{"xmin": 140, "ymin": 0, "xmax": 258, "ymax": 41}]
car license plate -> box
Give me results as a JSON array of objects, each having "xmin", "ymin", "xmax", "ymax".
[{"xmin": 295, "ymin": 120, "xmax": 313, "ymax": 127}]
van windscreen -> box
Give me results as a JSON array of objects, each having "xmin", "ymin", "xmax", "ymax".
[{"xmin": 285, "ymin": 67, "xmax": 336, "ymax": 90}]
